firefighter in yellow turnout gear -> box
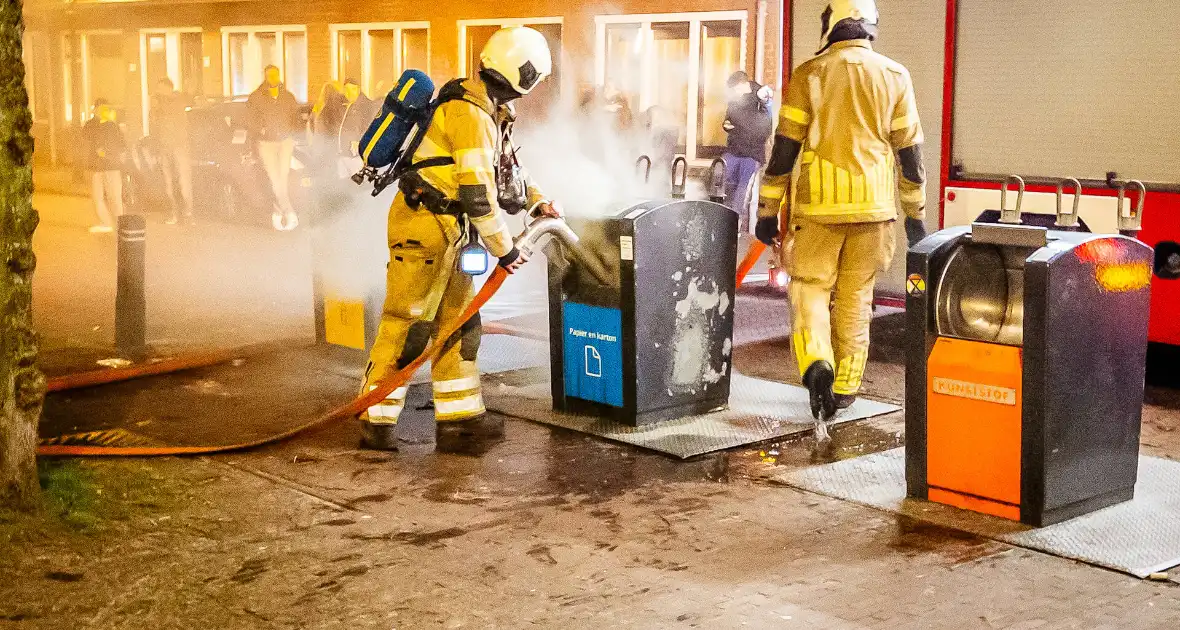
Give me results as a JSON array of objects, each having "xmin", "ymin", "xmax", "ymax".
[
  {"xmin": 757, "ymin": 0, "xmax": 928, "ymax": 422},
  {"xmin": 361, "ymin": 27, "xmax": 558, "ymax": 450}
]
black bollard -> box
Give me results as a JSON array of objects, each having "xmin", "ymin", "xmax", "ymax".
[{"xmin": 115, "ymin": 214, "xmax": 147, "ymax": 358}]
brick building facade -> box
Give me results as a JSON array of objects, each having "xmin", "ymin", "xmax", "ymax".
[{"xmin": 23, "ymin": 0, "xmax": 784, "ymax": 165}]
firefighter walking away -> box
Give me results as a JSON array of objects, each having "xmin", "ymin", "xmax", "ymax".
[
  {"xmin": 757, "ymin": 0, "xmax": 928, "ymax": 434},
  {"xmin": 360, "ymin": 26, "xmax": 562, "ymax": 450}
]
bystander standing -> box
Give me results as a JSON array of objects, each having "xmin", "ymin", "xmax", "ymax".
[
  {"xmin": 82, "ymin": 98, "xmax": 127, "ymax": 234},
  {"xmin": 248, "ymin": 65, "xmax": 303, "ymax": 231},
  {"xmin": 151, "ymin": 78, "xmax": 194, "ymax": 225},
  {"xmin": 722, "ymin": 71, "xmax": 773, "ymax": 226}
]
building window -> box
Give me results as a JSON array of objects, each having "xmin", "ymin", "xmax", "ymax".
[
  {"xmin": 330, "ymin": 23, "xmax": 430, "ymax": 100},
  {"xmin": 141, "ymin": 31, "xmax": 203, "ymax": 98},
  {"xmin": 139, "ymin": 28, "xmax": 203, "ymax": 136},
  {"xmin": 457, "ymin": 18, "xmax": 562, "ymax": 127},
  {"xmin": 23, "ymin": 31, "xmax": 52, "ymax": 123},
  {"xmin": 596, "ymin": 12, "xmax": 746, "ymax": 161},
  {"xmin": 142, "ymin": 32, "xmax": 203, "ymax": 97},
  {"xmin": 61, "ymin": 31, "xmax": 132, "ymax": 125},
  {"xmin": 221, "ymin": 26, "xmax": 308, "ymax": 101}
]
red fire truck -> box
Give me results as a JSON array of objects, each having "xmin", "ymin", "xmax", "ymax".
[{"xmin": 773, "ymin": 1, "xmax": 1180, "ymax": 358}]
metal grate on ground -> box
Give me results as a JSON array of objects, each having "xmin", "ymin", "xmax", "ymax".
[
  {"xmin": 39, "ymin": 428, "xmax": 158, "ymax": 448},
  {"xmin": 776, "ymin": 448, "xmax": 1180, "ymax": 580},
  {"xmin": 483, "ymin": 373, "xmax": 900, "ymax": 459}
]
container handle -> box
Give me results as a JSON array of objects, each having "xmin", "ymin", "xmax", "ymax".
[
  {"xmin": 1117, "ymin": 180, "xmax": 1147, "ymax": 236},
  {"xmin": 671, "ymin": 156, "xmax": 688, "ymax": 199},
  {"xmin": 1055, "ymin": 178, "xmax": 1082, "ymax": 228},
  {"xmin": 635, "ymin": 155, "xmax": 652, "ymax": 184},
  {"xmin": 708, "ymin": 158, "xmax": 727, "ymax": 203},
  {"xmin": 999, "ymin": 175, "xmax": 1025, "ymax": 225}
]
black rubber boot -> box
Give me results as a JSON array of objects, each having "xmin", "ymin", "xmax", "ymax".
[
  {"xmin": 834, "ymin": 394, "xmax": 857, "ymax": 411},
  {"xmin": 360, "ymin": 420, "xmax": 399, "ymax": 451},
  {"xmin": 803, "ymin": 361, "xmax": 837, "ymax": 421}
]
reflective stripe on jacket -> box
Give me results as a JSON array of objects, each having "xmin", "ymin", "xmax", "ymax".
[
  {"xmin": 412, "ymin": 78, "xmax": 543, "ymax": 257},
  {"xmin": 761, "ymin": 40, "xmax": 926, "ymax": 224}
]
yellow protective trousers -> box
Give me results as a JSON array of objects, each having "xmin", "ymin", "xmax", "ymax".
[
  {"xmin": 361, "ymin": 194, "xmax": 485, "ymax": 425},
  {"xmin": 788, "ymin": 218, "xmax": 896, "ymax": 396}
]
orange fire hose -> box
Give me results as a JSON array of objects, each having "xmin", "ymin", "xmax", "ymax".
[
  {"xmin": 482, "ymin": 321, "xmax": 549, "ymax": 342},
  {"xmin": 736, "ymin": 241, "xmax": 767, "ymax": 287},
  {"xmin": 46, "ymin": 345, "xmax": 283, "ymax": 393},
  {"xmin": 40, "ymin": 214, "xmax": 774, "ymax": 456},
  {"xmin": 735, "ymin": 198, "xmax": 791, "ymax": 288},
  {"xmin": 37, "ymin": 269, "xmax": 509, "ymax": 457}
]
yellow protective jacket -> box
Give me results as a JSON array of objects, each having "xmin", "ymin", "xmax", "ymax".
[
  {"xmin": 760, "ymin": 40, "xmax": 926, "ymax": 224},
  {"xmin": 411, "ymin": 78, "xmax": 544, "ymax": 257}
]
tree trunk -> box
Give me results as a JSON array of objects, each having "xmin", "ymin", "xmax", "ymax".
[{"xmin": 0, "ymin": 0, "xmax": 45, "ymax": 511}]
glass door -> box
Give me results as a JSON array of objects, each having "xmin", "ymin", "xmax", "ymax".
[
  {"xmin": 332, "ymin": 24, "xmax": 430, "ymax": 101},
  {"xmin": 140, "ymin": 29, "xmax": 203, "ymax": 135},
  {"xmin": 697, "ymin": 20, "xmax": 742, "ymax": 159}
]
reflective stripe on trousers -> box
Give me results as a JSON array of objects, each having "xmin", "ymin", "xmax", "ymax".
[
  {"xmin": 433, "ymin": 377, "xmax": 484, "ymax": 422},
  {"xmin": 787, "ymin": 218, "xmax": 896, "ymax": 396},
  {"xmin": 361, "ymin": 194, "xmax": 486, "ymax": 423},
  {"xmin": 364, "ymin": 386, "xmax": 408, "ymax": 426}
]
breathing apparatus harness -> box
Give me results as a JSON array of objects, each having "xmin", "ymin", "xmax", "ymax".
[
  {"xmin": 392, "ymin": 81, "xmax": 528, "ymax": 208},
  {"xmin": 386, "ymin": 80, "xmax": 532, "ymax": 274}
]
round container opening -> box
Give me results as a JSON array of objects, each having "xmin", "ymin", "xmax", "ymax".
[{"xmin": 935, "ymin": 243, "xmax": 1030, "ymax": 346}]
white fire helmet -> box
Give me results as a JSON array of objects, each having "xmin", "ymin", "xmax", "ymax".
[
  {"xmin": 479, "ymin": 26, "xmax": 553, "ymax": 96},
  {"xmin": 819, "ymin": 0, "xmax": 880, "ymax": 52}
]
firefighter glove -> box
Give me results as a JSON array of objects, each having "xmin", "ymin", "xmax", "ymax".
[
  {"xmin": 755, "ymin": 217, "xmax": 779, "ymax": 246},
  {"xmin": 905, "ymin": 217, "xmax": 927, "ymax": 247},
  {"xmin": 498, "ymin": 247, "xmax": 529, "ymax": 274}
]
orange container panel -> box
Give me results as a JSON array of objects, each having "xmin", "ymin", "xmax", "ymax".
[
  {"xmin": 928, "ymin": 488, "xmax": 1021, "ymax": 521},
  {"xmin": 926, "ymin": 337, "xmax": 1023, "ymax": 517}
]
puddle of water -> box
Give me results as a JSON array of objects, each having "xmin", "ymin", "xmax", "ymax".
[
  {"xmin": 393, "ymin": 424, "xmax": 734, "ymax": 508},
  {"xmin": 889, "ymin": 516, "xmax": 1010, "ymax": 566},
  {"xmin": 535, "ymin": 430, "xmax": 732, "ymax": 503},
  {"xmin": 745, "ymin": 421, "xmax": 904, "ymax": 471}
]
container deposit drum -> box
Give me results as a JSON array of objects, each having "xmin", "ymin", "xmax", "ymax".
[{"xmin": 905, "ymin": 214, "xmax": 1153, "ymax": 526}]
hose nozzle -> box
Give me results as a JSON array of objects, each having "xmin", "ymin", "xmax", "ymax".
[
  {"xmin": 515, "ymin": 216, "xmax": 576, "ymax": 256},
  {"xmin": 514, "ymin": 217, "xmax": 614, "ymax": 287}
]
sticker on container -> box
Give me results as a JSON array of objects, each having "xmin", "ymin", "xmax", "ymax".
[
  {"xmin": 932, "ymin": 377, "xmax": 1017, "ymax": 406},
  {"xmin": 620, "ymin": 236, "xmax": 634, "ymax": 261},
  {"xmin": 907, "ymin": 273, "xmax": 926, "ymax": 297},
  {"xmin": 563, "ymin": 303, "xmax": 623, "ymax": 407}
]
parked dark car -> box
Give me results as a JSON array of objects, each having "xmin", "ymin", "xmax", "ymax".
[{"xmin": 186, "ymin": 98, "xmax": 315, "ymax": 227}]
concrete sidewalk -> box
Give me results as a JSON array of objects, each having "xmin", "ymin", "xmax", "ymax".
[
  {"xmin": 15, "ymin": 190, "xmax": 1180, "ymax": 629},
  {"xmin": 33, "ymin": 192, "xmax": 314, "ymax": 363},
  {"xmin": 8, "ymin": 310, "xmax": 1180, "ymax": 628}
]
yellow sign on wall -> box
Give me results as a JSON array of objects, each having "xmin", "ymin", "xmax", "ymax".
[{"xmin": 324, "ymin": 299, "xmax": 366, "ymax": 350}]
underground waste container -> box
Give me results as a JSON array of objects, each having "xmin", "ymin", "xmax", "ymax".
[
  {"xmin": 905, "ymin": 184, "xmax": 1153, "ymax": 526},
  {"xmin": 310, "ymin": 190, "xmax": 388, "ymax": 353},
  {"xmin": 546, "ymin": 199, "xmax": 738, "ymax": 426}
]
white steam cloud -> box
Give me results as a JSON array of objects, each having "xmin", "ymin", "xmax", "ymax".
[{"xmin": 515, "ymin": 97, "xmax": 666, "ymax": 218}]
